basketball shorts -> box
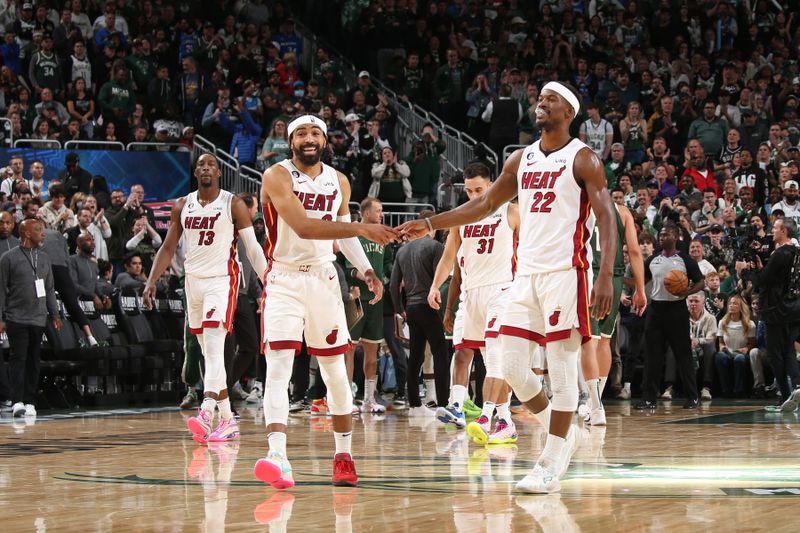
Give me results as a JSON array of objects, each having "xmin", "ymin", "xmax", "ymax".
[
  {"xmin": 590, "ymin": 275, "xmax": 624, "ymax": 339},
  {"xmin": 185, "ymin": 274, "xmax": 239, "ymax": 334},
  {"xmin": 452, "ymin": 282, "xmax": 511, "ymax": 350},
  {"xmin": 349, "ymin": 299, "xmax": 384, "ymax": 344},
  {"xmin": 499, "ymin": 268, "xmax": 592, "ymax": 345},
  {"xmin": 262, "ymin": 262, "xmax": 350, "ymax": 356}
]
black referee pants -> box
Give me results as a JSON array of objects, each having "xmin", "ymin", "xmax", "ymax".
[
  {"xmin": 641, "ymin": 301, "xmax": 698, "ymax": 402},
  {"xmin": 765, "ymin": 321, "xmax": 800, "ymax": 402},
  {"xmin": 406, "ymin": 304, "xmax": 450, "ymax": 407}
]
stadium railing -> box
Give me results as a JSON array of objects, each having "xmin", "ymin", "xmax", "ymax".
[
  {"xmin": 14, "ymin": 138, "xmax": 61, "ymax": 149},
  {"xmin": 503, "ymin": 144, "xmax": 526, "ymax": 164},
  {"xmin": 126, "ymin": 142, "xmax": 189, "ymax": 152},
  {"xmin": 64, "ymin": 140, "xmax": 125, "ymax": 151}
]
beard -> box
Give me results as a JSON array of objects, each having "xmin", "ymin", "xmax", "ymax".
[{"xmin": 292, "ymin": 144, "xmax": 322, "ymax": 166}]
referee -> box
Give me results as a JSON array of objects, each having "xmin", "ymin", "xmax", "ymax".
[{"xmin": 636, "ymin": 225, "xmax": 705, "ymax": 410}]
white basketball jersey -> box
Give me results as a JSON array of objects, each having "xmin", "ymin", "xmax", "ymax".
[
  {"xmin": 264, "ymin": 160, "xmax": 342, "ymax": 266},
  {"xmin": 181, "ymin": 189, "xmax": 239, "ymax": 278},
  {"xmin": 456, "ymin": 203, "xmax": 516, "ymax": 290},
  {"xmin": 516, "ymin": 138, "xmax": 595, "ymax": 275}
]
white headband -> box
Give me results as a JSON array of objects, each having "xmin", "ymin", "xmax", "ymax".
[
  {"xmin": 542, "ymin": 82, "xmax": 580, "ymax": 118},
  {"xmin": 287, "ymin": 114, "xmax": 328, "ymax": 138}
]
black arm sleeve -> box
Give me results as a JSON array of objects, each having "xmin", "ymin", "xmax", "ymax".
[
  {"xmin": 644, "ymin": 255, "xmax": 654, "ymax": 283},
  {"xmin": 680, "ymin": 252, "xmax": 704, "ymax": 283}
]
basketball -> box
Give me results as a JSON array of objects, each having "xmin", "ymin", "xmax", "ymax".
[{"xmin": 664, "ymin": 269, "xmax": 689, "ymax": 295}]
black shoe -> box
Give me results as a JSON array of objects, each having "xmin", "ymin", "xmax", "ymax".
[
  {"xmin": 683, "ymin": 398, "xmax": 699, "ymax": 409},
  {"xmin": 633, "ymin": 399, "xmax": 657, "ymax": 410}
]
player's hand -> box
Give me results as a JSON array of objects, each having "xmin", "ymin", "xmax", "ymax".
[
  {"xmin": 364, "ymin": 270, "xmax": 383, "ymax": 305},
  {"xmin": 427, "ymin": 287, "xmax": 441, "ymax": 310},
  {"xmin": 443, "ymin": 309, "xmax": 454, "ymax": 334},
  {"xmin": 395, "ymin": 219, "xmax": 430, "ymax": 242},
  {"xmin": 360, "ymin": 224, "xmax": 398, "ymax": 245},
  {"xmin": 590, "ymin": 274, "xmax": 613, "ymax": 320},
  {"xmin": 142, "ymin": 282, "xmax": 157, "ymax": 310},
  {"xmin": 632, "ymin": 288, "xmax": 647, "ymax": 316}
]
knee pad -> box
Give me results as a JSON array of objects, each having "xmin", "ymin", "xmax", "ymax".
[
  {"xmin": 317, "ymin": 355, "xmax": 353, "ymax": 416},
  {"xmin": 484, "ymin": 337, "xmax": 504, "ymax": 379},
  {"xmin": 202, "ymin": 328, "xmax": 227, "ymax": 394},
  {"xmin": 500, "ymin": 335, "xmax": 542, "ymax": 402},
  {"xmin": 547, "ymin": 331, "xmax": 581, "ymax": 412},
  {"xmin": 263, "ymin": 349, "xmax": 294, "ymax": 425}
]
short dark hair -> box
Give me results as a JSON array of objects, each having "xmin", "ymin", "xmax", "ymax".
[
  {"xmin": 702, "ymin": 187, "xmax": 717, "ymax": 195},
  {"xmin": 97, "ymin": 259, "xmax": 113, "ymax": 276},
  {"xmin": 463, "ymin": 161, "xmax": 492, "ymax": 181},
  {"xmin": 123, "ymin": 251, "xmax": 142, "ymax": 267},
  {"xmin": 49, "ymin": 183, "xmax": 66, "ymax": 198}
]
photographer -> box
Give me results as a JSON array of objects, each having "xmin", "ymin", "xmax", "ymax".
[
  {"xmin": 405, "ymin": 124, "xmax": 445, "ymax": 205},
  {"xmin": 742, "ymin": 218, "xmax": 800, "ymax": 412},
  {"xmin": 106, "ymin": 188, "xmax": 146, "ymax": 278}
]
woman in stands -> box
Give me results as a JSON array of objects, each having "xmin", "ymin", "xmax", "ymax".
[
  {"xmin": 258, "ymin": 118, "xmax": 290, "ymax": 169},
  {"xmin": 66, "ymin": 77, "xmax": 94, "ymax": 139}
]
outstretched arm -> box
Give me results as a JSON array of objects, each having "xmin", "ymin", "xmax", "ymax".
[
  {"xmin": 575, "ymin": 147, "xmax": 617, "ymax": 320},
  {"xmin": 428, "ymin": 228, "xmax": 461, "ymax": 310},
  {"xmin": 143, "ymin": 199, "xmax": 185, "ymax": 309},
  {"xmin": 261, "ymin": 164, "xmax": 397, "ymax": 244},
  {"xmin": 396, "ymin": 149, "xmax": 522, "ymax": 240},
  {"xmin": 231, "ymin": 195, "xmax": 267, "ymax": 280}
]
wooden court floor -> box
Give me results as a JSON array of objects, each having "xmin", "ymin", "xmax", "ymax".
[{"xmin": 1, "ymin": 402, "xmax": 799, "ymax": 532}]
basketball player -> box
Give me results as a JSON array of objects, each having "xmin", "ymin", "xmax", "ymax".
[
  {"xmin": 581, "ymin": 203, "xmax": 647, "ymax": 426},
  {"xmin": 398, "ymin": 81, "xmax": 617, "ymax": 493},
  {"xmin": 254, "ymin": 115, "xmax": 396, "ymax": 490},
  {"xmin": 143, "ymin": 153, "xmax": 268, "ymax": 444},
  {"xmin": 428, "ymin": 161, "xmax": 520, "ymax": 445}
]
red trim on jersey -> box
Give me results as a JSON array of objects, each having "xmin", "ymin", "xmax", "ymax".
[
  {"xmin": 308, "ymin": 344, "xmax": 349, "ymax": 356},
  {"xmin": 189, "ymin": 320, "xmax": 221, "ymax": 334},
  {"xmin": 259, "ymin": 262, "xmax": 273, "ymax": 354},
  {"xmin": 269, "ymin": 340, "xmax": 303, "ymax": 353},
  {"xmin": 453, "ymin": 343, "xmax": 466, "ymax": 350},
  {"xmin": 571, "ymin": 188, "xmax": 592, "ymax": 270},
  {"xmin": 263, "ymin": 201, "xmax": 279, "ymax": 261},
  {"xmin": 576, "ymin": 268, "xmax": 591, "ymax": 343},
  {"xmin": 499, "ymin": 325, "xmax": 546, "ymax": 346},
  {"xmin": 511, "ymin": 231, "xmax": 519, "ymax": 278},
  {"xmin": 460, "ymin": 339, "xmax": 485, "ymax": 349},
  {"xmin": 485, "ymin": 330, "xmax": 500, "ymax": 338},
  {"xmin": 223, "ymin": 231, "xmax": 240, "ymax": 334}
]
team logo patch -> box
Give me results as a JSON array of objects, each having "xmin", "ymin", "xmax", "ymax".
[
  {"xmin": 325, "ymin": 329, "xmax": 338, "ymax": 345},
  {"xmin": 291, "ymin": 171, "xmax": 300, "ymax": 179},
  {"xmin": 548, "ymin": 307, "xmax": 561, "ymax": 327},
  {"xmin": 487, "ymin": 318, "xmax": 496, "ymax": 329},
  {"xmin": 526, "ymin": 152, "xmax": 535, "ymax": 160},
  {"xmin": 206, "ymin": 307, "xmax": 216, "ymax": 319}
]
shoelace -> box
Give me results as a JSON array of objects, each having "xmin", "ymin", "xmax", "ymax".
[{"xmin": 335, "ymin": 456, "xmax": 355, "ymax": 474}]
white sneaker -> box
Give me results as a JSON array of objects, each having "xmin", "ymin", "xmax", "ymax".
[
  {"xmin": 361, "ymin": 401, "xmax": 386, "ymax": 414},
  {"xmin": 515, "ymin": 463, "xmax": 560, "ymax": 493},
  {"xmin": 245, "ymin": 383, "xmax": 263, "ymax": 404},
  {"xmin": 407, "ymin": 405, "xmax": 436, "ymax": 417},
  {"xmin": 231, "ymin": 382, "xmax": 248, "ymax": 400},
  {"xmin": 700, "ymin": 387, "xmax": 712, "ymax": 401},
  {"xmin": 589, "ymin": 407, "xmax": 606, "ymax": 426},
  {"xmin": 617, "ymin": 388, "xmax": 631, "ymax": 400},
  {"xmin": 660, "ymin": 386, "xmax": 673, "ymax": 400},
  {"xmin": 1, "ymin": 400, "xmax": 11, "ymax": 413},
  {"xmin": 12, "ymin": 402, "xmax": 25, "ymax": 417},
  {"xmin": 24, "ymin": 404, "xmax": 36, "ymax": 417},
  {"xmin": 780, "ymin": 388, "xmax": 800, "ymax": 413}
]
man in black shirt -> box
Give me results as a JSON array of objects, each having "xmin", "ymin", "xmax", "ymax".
[{"xmin": 636, "ymin": 225, "xmax": 706, "ymax": 410}]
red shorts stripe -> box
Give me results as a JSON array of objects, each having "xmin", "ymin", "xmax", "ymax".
[
  {"xmin": 576, "ymin": 268, "xmax": 591, "ymax": 339},
  {"xmin": 499, "ymin": 325, "xmax": 546, "ymax": 346},
  {"xmin": 269, "ymin": 340, "xmax": 303, "ymax": 353},
  {"xmin": 485, "ymin": 330, "xmax": 500, "ymax": 339},
  {"xmin": 307, "ymin": 344, "xmax": 349, "ymax": 356},
  {"xmin": 461, "ymin": 339, "xmax": 485, "ymax": 349},
  {"xmin": 259, "ymin": 262, "xmax": 273, "ymax": 354},
  {"xmin": 189, "ymin": 320, "xmax": 222, "ymax": 334}
]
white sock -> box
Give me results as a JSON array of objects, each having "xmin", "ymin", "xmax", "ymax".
[
  {"xmin": 365, "ymin": 378, "xmax": 377, "ymax": 403},
  {"xmin": 253, "ymin": 381, "xmax": 263, "ymax": 392},
  {"xmin": 623, "ymin": 382, "xmax": 631, "ymax": 392},
  {"xmin": 334, "ymin": 431, "xmax": 352, "ymax": 455},
  {"xmin": 496, "ymin": 394, "xmax": 512, "ymax": 422},
  {"xmin": 534, "ymin": 403, "xmax": 551, "ymax": 430},
  {"xmin": 587, "ymin": 378, "xmax": 601, "ymax": 411},
  {"xmin": 599, "ymin": 376, "xmax": 608, "ymax": 398},
  {"xmin": 481, "ymin": 400, "xmax": 495, "ymax": 420},
  {"xmin": 452, "ymin": 384, "xmax": 467, "ymax": 410},
  {"xmin": 87, "ymin": 335, "xmax": 98, "ymax": 346},
  {"xmin": 217, "ymin": 397, "xmax": 233, "ymax": 420},
  {"xmin": 201, "ymin": 397, "xmax": 216, "ymax": 416},
  {"xmin": 540, "ymin": 433, "xmax": 566, "ymax": 469},
  {"xmin": 268, "ymin": 432, "xmax": 287, "ymax": 456}
]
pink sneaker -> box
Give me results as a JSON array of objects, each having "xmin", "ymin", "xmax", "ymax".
[
  {"xmin": 466, "ymin": 415, "xmax": 491, "ymax": 445},
  {"xmin": 254, "ymin": 452, "xmax": 295, "ymax": 490},
  {"xmin": 207, "ymin": 417, "xmax": 240, "ymax": 442},
  {"xmin": 487, "ymin": 419, "xmax": 518, "ymax": 444},
  {"xmin": 187, "ymin": 409, "xmax": 214, "ymax": 443}
]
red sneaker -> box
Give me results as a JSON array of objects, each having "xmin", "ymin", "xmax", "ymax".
[{"xmin": 332, "ymin": 453, "xmax": 358, "ymax": 487}]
